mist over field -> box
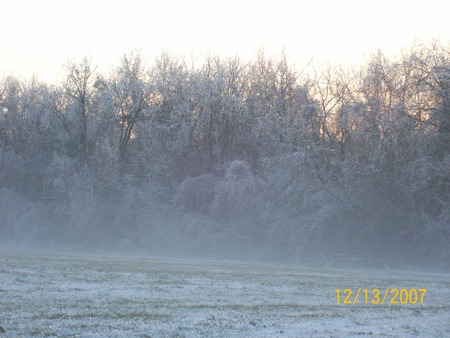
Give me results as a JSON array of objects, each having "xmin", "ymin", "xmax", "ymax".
[{"xmin": 1, "ymin": 42, "xmax": 449, "ymax": 271}]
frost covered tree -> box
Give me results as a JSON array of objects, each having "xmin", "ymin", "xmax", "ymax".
[
  {"xmin": 60, "ymin": 56, "xmax": 97, "ymax": 159},
  {"xmin": 210, "ymin": 160, "xmax": 263, "ymax": 222},
  {"xmin": 110, "ymin": 51, "xmax": 153, "ymax": 164},
  {"xmin": 0, "ymin": 42, "xmax": 449, "ymax": 268}
]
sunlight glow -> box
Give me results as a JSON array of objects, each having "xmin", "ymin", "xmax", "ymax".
[{"xmin": 1, "ymin": 0, "xmax": 448, "ymax": 83}]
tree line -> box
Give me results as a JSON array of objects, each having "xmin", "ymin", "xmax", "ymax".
[{"xmin": 1, "ymin": 42, "xmax": 449, "ymax": 269}]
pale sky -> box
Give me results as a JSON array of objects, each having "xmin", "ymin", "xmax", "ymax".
[{"xmin": 1, "ymin": 0, "xmax": 449, "ymax": 84}]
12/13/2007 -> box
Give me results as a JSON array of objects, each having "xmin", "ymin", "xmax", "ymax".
[{"xmin": 336, "ymin": 288, "xmax": 427, "ymax": 305}]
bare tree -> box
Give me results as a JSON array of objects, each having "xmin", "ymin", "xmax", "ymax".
[
  {"xmin": 59, "ymin": 57, "xmax": 96, "ymax": 158},
  {"xmin": 111, "ymin": 51, "xmax": 152, "ymax": 164}
]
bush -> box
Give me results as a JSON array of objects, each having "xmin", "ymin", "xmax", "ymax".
[
  {"xmin": 211, "ymin": 161, "xmax": 263, "ymax": 222},
  {"xmin": 175, "ymin": 174, "xmax": 217, "ymax": 214}
]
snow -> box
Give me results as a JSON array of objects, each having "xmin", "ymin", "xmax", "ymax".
[{"xmin": 0, "ymin": 252, "xmax": 449, "ymax": 337}]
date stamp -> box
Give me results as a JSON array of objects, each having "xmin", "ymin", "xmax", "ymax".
[{"xmin": 336, "ymin": 288, "xmax": 427, "ymax": 305}]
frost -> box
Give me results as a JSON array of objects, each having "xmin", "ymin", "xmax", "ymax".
[{"xmin": 0, "ymin": 253, "xmax": 449, "ymax": 337}]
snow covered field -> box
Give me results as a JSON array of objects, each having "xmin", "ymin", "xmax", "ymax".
[{"xmin": 0, "ymin": 252, "xmax": 449, "ymax": 337}]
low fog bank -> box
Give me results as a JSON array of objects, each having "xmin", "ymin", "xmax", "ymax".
[
  {"xmin": 1, "ymin": 43, "xmax": 449, "ymax": 272},
  {"xmin": 1, "ymin": 159, "xmax": 448, "ymax": 272}
]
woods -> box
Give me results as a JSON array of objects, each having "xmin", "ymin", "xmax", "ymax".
[{"xmin": 1, "ymin": 42, "xmax": 449, "ymax": 269}]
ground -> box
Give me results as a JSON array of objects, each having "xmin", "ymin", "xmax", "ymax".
[{"xmin": 0, "ymin": 252, "xmax": 449, "ymax": 337}]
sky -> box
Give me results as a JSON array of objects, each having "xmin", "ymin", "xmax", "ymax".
[{"xmin": 1, "ymin": 0, "xmax": 449, "ymax": 84}]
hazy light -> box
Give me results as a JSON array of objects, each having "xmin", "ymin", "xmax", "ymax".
[{"xmin": 1, "ymin": 0, "xmax": 448, "ymax": 83}]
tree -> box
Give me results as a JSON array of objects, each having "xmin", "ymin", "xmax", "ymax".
[
  {"xmin": 111, "ymin": 51, "xmax": 152, "ymax": 165},
  {"xmin": 62, "ymin": 56, "xmax": 97, "ymax": 159}
]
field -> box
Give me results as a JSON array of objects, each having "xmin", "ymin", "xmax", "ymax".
[{"xmin": 0, "ymin": 252, "xmax": 449, "ymax": 337}]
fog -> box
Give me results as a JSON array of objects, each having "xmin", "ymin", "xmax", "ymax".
[{"xmin": 1, "ymin": 43, "xmax": 449, "ymax": 272}]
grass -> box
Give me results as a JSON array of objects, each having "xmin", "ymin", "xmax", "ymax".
[{"xmin": 0, "ymin": 252, "xmax": 449, "ymax": 337}]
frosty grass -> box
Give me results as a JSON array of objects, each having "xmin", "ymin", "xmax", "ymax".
[{"xmin": 0, "ymin": 252, "xmax": 449, "ymax": 337}]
